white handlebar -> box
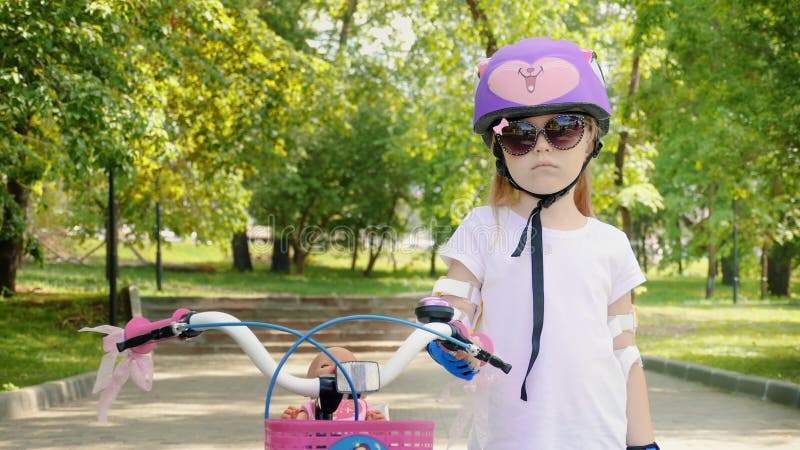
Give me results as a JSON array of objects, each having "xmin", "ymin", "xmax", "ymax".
[
  {"xmin": 379, "ymin": 322, "xmax": 452, "ymax": 386},
  {"xmin": 188, "ymin": 312, "xmax": 320, "ymax": 397},
  {"xmin": 187, "ymin": 311, "xmax": 452, "ymax": 397}
]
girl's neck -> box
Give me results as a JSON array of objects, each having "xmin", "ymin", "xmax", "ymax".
[{"xmin": 511, "ymin": 191, "xmax": 587, "ymax": 230}]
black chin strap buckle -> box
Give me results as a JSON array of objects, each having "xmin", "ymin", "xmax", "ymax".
[{"xmin": 591, "ymin": 140, "xmax": 603, "ymax": 158}]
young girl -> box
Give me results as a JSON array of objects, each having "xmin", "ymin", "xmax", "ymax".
[
  {"xmin": 280, "ymin": 346, "xmax": 386, "ymax": 421},
  {"xmin": 428, "ymin": 37, "xmax": 658, "ymax": 449}
]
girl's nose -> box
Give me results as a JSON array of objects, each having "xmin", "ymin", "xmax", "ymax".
[{"xmin": 533, "ymin": 131, "xmax": 551, "ymax": 153}]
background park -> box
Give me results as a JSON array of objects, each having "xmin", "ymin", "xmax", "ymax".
[{"xmin": 0, "ymin": 0, "xmax": 798, "ymax": 405}]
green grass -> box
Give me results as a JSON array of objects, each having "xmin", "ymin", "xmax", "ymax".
[
  {"xmin": 635, "ymin": 275, "xmax": 799, "ymax": 384},
  {"xmin": 3, "ymin": 244, "xmax": 799, "ymax": 391},
  {"xmin": 0, "ymin": 293, "xmax": 107, "ymax": 390},
  {"xmin": 16, "ymin": 260, "xmax": 436, "ymax": 298},
  {"xmin": 636, "ymin": 302, "xmax": 799, "ymax": 383}
]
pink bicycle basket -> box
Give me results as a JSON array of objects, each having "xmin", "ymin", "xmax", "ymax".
[{"xmin": 264, "ymin": 419, "xmax": 434, "ymax": 449}]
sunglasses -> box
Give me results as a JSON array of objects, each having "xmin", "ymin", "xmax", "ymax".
[{"xmin": 493, "ymin": 114, "xmax": 586, "ymax": 156}]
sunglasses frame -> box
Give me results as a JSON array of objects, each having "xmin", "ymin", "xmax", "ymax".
[{"xmin": 494, "ymin": 114, "xmax": 586, "ymax": 156}]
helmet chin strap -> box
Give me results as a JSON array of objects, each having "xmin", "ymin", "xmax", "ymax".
[
  {"xmin": 493, "ymin": 139, "xmax": 601, "ymax": 401},
  {"xmin": 494, "ymin": 139, "xmax": 602, "ymax": 215}
]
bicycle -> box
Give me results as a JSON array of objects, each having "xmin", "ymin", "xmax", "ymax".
[{"xmin": 82, "ymin": 297, "xmax": 511, "ymax": 449}]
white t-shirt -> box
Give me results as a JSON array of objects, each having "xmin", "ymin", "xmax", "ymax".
[{"xmin": 440, "ymin": 206, "xmax": 646, "ymax": 449}]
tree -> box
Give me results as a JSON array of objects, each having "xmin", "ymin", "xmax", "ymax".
[
  {"xmin": 247, "ymin": 0, "xmax": 418, "ymax": 275},
  {"xmin": 2, "ymin": 1, "xmax": 306, "ymax": 291},
  {"xmin": 638, "ymin": 0, "xmax": 799, "ymax": 295},
  {"xmin": 0, "ymin": 1, "xmax": 140, "ymax": 294}
]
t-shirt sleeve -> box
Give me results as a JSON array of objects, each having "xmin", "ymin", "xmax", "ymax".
[
  {"xmin": 439, "ymin": 210, "xmax": 486, "ymax": 283},
  {"xmin": 609, "ymin": 230, "xmax": 646, "ymax": 303}
]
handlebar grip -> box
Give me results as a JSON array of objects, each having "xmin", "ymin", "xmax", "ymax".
[
  {"xmin": 478, "ymin": 350, "xmax": 512, "ymax": 374},
  {"xmin": 116, "ymin": 324, "xmax": 183, "ymax": 352},
  {"xmin": 116, "ymin": 333, "xmax": 154, "ymax": 352},
  {"xmin": 115, "ymin": 308, "xmax": 194, "ymax": 353}
]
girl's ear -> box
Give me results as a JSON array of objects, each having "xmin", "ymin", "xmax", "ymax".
[{"xmin": 583, "ymin": 139, "xmax": 594, "ymax": 158}]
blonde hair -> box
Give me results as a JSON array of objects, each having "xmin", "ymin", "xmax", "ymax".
[{"xmin": 488, "ymin": 116, "xmax": 599, "ymax": 217}]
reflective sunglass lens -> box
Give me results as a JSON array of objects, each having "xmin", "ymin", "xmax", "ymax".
[
  {"xmin": 500, "ymin": 122, "xmax": 537, "ymax": 155},
  {"xmin": 546, "ymin": 115, "xmax": 584, "ymax": 149}
]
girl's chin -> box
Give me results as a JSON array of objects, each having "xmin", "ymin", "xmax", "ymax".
[{"xmin": 515, "ymin": 180, "xmax": 567, "ymax": 195}]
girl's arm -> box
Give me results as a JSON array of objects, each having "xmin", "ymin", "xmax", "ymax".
[
  {"xmin": 441, "ymin": 259, "xmax": 481, "ymax": 324},
  {"xmin": 609, "ymin": 291, "xmax": 656, "ymax": 446}
]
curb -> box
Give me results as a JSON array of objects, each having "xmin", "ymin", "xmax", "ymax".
[
  {"xmin": 0, "ymin": 371, "xmax": 96, "ymax": 420},
  {"xmin": 643, "ymin": 355, "xmax": 800, "ymax": 409}
]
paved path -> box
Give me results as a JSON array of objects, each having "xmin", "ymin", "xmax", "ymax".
[{"xmin": 1, "ymin": 352, "xmax": 798, "ymax": 449}]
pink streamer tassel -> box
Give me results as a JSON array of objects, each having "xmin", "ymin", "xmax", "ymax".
[{"xmin": 79, "ymin": 325, "xmax": 155, "ymax": 422}]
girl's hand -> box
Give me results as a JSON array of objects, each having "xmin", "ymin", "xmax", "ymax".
[
  {"xmin": 427, "ymin": 341, "xmax": 477, "ymax": 380},
  {"xmin": 281, "ymin": 406, "xmax": 302, "ymax": 419},
  {"xmin": 366, "ymin": 410, "xmax": 386, "ymax": 421},
  {"xmin": 454, "ymin": 334, "xmax": 483, "ymax": 370}
]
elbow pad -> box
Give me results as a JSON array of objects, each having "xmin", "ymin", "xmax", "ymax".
[
  {"xmin": 431, "ymin": 278, "xmax": 481, "ymax": 330},
  {"xmin": 609, "ymin": 309, "xmax": 643, "ymax": 380},
  {"xmin": 614, "ymin": 346, "xmax": 643, "ymax": 381}
]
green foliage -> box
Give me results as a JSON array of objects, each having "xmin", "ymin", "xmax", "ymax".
[
  {"xmin": 0, "ymin": 0, "xmax": 137, "ymax": 245},
  {"xmin": 2, "ymin": 0, "xmax": 798, "ymax": 293},
  {"xmin": 638, "ymin": 0, "xmax": 800, "ymax": 276}
]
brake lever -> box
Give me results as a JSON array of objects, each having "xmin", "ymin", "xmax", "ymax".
[{"xmin": 439, "ymin": 322, "xmax": 512, "ymax": 374}]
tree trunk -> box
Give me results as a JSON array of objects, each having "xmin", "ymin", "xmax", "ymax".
[
  {"xmin": 676, "ymin": 219, "xmax": 684, "ymax": 275},
  {"xmin": 363, "ymin": 230, "xmax": 386, "ymax": 277},
  {"xmin": 291, "ymin": 239, "xmax": 308, "ymax": 275},
  {"xmin": 614, "ymin": 53, "xmax": 640, "ymax": 242},
  {"xmin": 721, "ymin": 255, "xmax": 735, "ymax": 286},
  {"xmin": 0, "ymin": 178, "xmax": 29, "ymax": 295},
  {"xmin": 706, "ymin": 243, "xmax": 717, "ymax": 299},
  {"xmin": 350, "ymin": 231, "xmax": 359, "ymax": 271},
  {"xmin": 271, "ymin": 235, "xmax": 290, "ymax": 274},
  {"xmin": 429, "ymin": 244, "xmax": 438, "ymax": 278},
  {"xmin": 615, "ymin": 129, "xmax": 633, "ymax": 239},
  {"xmin": 295, "ymin": 250, "xmax": 307, "ymax": 275},
  {"xmin": 465, "ymin": 0, "xmax": 498, "ymax": 57},
  {"xmin": 389, "ymin": 239, "xmax": 397, "ymax": 273},
  {"xmin": 338, "ymin": 0, "xmax": 358, "ymax": 51},
  {"xmin": 703, "ymin": 183, "xmax": 718, "ymax": 299},
  {"xmin": 637, "ymin": 220, "xmax": 649, "ymax": 273},
  {"xmin": 118, "ymin": 285, "xmax": 134, "ymax": 323},
  {"xmin": 761, "ymin": 242, "xmax": 769, "ymax": 299},
  {"xmin": 231, "ymin": 231, "xmax": 253, "ymax": 272},
  {"xmin": 364, "ymin": 197, "xmax": 398, "ymax": 277},
  {"xmin": 767, "ymin": 242, "xmax": 792, "ymax": 296}
]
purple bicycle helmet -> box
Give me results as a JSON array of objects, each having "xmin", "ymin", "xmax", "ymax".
[{"xmin": 473, "ymin": 37, "xmax": 611, "ymax": 144}]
